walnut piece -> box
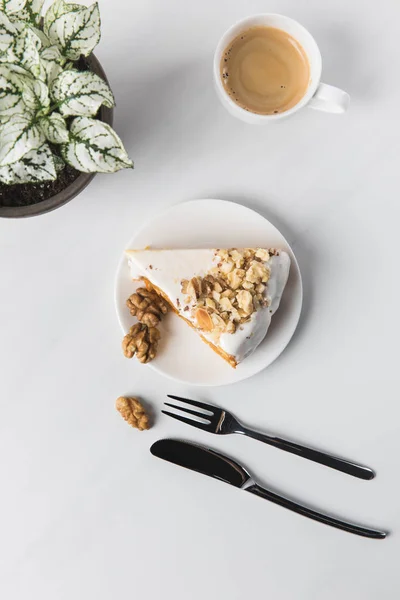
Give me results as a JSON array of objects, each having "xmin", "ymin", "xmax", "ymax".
[
  {"xmin": 116, "ymin": 396, "xmax": 150, "ymax": 431},
  {"xmin": 236, "ymin": 290, "xmax": 253, "ymax": 314},
  {"xmin": 255, "ymin": 248, "xmax": 270, "ymax": 261},
  {"xmin": 227, "ymin": 268, "xmax": 245, "ymax": 290},
  {"xmin": 122, "ymin": 322, "xmax": 161, "ymax": 363},
  {"xmin": 211, "ymin": 312, "xmax": 226, "ymax": 330},
  {"xmin": 126, "ymin": 287, "xmax": 168, "ymax": 327},
  {"xmin": 245, "ymin": 261, "xmax": 270, "ymax": 284}
]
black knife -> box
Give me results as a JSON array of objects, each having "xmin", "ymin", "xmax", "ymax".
[{"xmin": 151, "ymin": 439, "xmax": 386, "ymax": 539}]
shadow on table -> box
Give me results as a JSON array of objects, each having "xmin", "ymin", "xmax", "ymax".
[{"xmin": 311, "ymin": 21, "xmax": 379, "ymax": 100}]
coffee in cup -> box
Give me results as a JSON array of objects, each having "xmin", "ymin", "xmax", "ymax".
[
  {"xmin": 220, "ymin": 26, "xmax": 310, "ymax": 115},
  {"xmin": 214, "ymin": 14, "xmax": 350, "ymax": 123}
]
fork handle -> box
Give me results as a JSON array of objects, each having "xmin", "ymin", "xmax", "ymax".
[
  {"xmin": 240, "ymin": 428, "xmax": 375, "ymax": 480},
  {"xmin": 245, "ymin": 483, "xmax": 385, "ymax": 539}
]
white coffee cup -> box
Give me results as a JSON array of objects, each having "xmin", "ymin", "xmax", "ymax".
[{"xmin": 213, "ymin": 14, "xmax": 350, "ymax": 123}]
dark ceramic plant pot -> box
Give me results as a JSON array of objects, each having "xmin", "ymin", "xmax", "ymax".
[{"xmin": 0, "ymin": 54, "xmax": 114, "ymax": 219}]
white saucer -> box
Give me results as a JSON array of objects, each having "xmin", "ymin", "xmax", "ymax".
[{"xmin": 114, "ymin": 199, "xmax": 303, "ymax": 386}]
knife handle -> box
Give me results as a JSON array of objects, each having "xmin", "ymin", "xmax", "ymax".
[
  {"xmin": 240, "ymin": 428, "xmax": 375, "ymax": 480},
  {"xmin": 245, "ymin": 483, "xmax": 386, "ymax": 539}
]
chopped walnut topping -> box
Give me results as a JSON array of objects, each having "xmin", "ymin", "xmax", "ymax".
[
  {"xmin": 116, "ymin": 396, "xmax": 150, "ymax": 430},
  {"xmin": 226, "ymin": 320, "xmax": 236, "ymax": 334},
  {"xmin": 180, "ymin": 248, "xmax": 274, "ymax": 339},
  {"xmin": 220, "ymin": 260, "xmax": 234, "ymax": 275},
  {"xmin": 186, "ymin": 277, "xmax": 200, "ymax": 300},
  {"xmin": 208, "ymin": 313, "xmax": 221, "ymax": 329},
  {"xmin": 255, "ymin": 248, "xmax": 270, "ymax": 261},
  {"xmin": 256, "ymin": 283, "xmax": 266, "ymax": 294},
  {"xmin": 236, "ymin": 290, "xmax": 253, "ymax": 314},
  {"xmin": 230, "ymin": 249, "xmax": 244, "ymax": 265},
  {"xmin": 245, "ymin": 261, "xmax": 270, "ymax": 284},
  {"xmin": 205, "ymin": 297, "xmax": 216, "ymax": 310},
  {"xmin": 242, "ymin": 280, "xmax": 254, "ymax": 291},
  {"xmin": 219, "ymin": 296, "xmax": 233, "ymax": 312},
  {"xmin": 227, "ymin": 268, "xmax": 245, "ymax": 290}
]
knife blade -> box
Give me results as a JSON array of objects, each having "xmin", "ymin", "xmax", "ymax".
[{"xmin": 151, "ymin": 439, "xmax": 386, "ymax": 539}]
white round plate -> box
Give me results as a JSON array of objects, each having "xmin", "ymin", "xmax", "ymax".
[{"xmin": 115, "ymin": 199, "xmax": 302, "ymax": 386}]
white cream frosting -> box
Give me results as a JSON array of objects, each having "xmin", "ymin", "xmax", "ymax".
[{"xmin": 125, "ymin": 248, "xmax": 290, "ymax": 364}]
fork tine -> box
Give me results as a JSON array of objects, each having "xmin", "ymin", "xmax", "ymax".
[
  {"xmin": 162, "ymin": 410, "xmax": 212, "ymax": 431},
  {"xmin": 166, "ymin": 395, "xmax": 216, "ymax": 414},
  {"xmin": 164, "ymin": 402, "xmax": 212, "ymax": 421}
]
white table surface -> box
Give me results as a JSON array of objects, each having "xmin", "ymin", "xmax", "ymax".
[{"xmin": 1, "ymin": 0, "xmax": 399, "ymax": 598}]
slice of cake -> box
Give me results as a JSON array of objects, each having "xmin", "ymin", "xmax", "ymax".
[{"xmin": 125, "ymin": 248, "xmax": 290, "ymax": 368}]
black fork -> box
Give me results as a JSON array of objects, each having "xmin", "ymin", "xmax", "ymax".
[{"xmin": 163, "ymin": 395, "xmax": 375, "ymax": 480}]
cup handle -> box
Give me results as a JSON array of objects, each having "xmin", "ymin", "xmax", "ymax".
[{"xmin": 308, "ymin": 82, "xmax": 350, "ymax": 114}]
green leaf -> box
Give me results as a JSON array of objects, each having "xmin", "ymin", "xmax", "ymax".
[
  {"xmin": 39, "ymin": 112, "xmax": 69, "ymax": 143},
  {"xmin": 39, "ymin": 43, "xmax": 63, "ymax": 84},
  {"xmin": 0, "ymin": 62, "xmax": 32, "ymax": 118},
  {"xmin": 0, "ymin": 142, "xmax": 57, "ymax": 183},
  {"xmin": 53, "ymin": 152, "xmax": 65, "ymax": 173},
  {"xmin": 51, "ymin": 69, "xmax": 114, "ymax": 117},
  {"xmin": 61, "ymin": 116, "xmax": 133, "ymax": 173},
  {"xmin": 22, "ymin": 78, "xmax": 49, "ymax": 114},
  {"xmin": 12, "ymin": 0, "xmax": 44, "ymax": 25},
  {"xmin": 0, "ymin": 112, "xmax": 45, "ymax": 166},
  {"xmin": 0, "ymin": 0, "xmax": 27, "ymax": 15},
  {"xmin": 44, "ymin": 1, "xmax": 100, "ymax": 60}
]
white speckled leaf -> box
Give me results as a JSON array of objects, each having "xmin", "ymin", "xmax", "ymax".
[
  {"xmin": 0, "ymin": 11, "xmax": 17, "ymax": 55},
  {"xmin": 0, "ymin": 0, "xmax": 27, "ymax": 14},
  {"xmin": 4, "ymin": 21, "xmax": 42, "ymax": 76},
  {"xmin": 0, "ymin": 62, "xmax": 32, "ymax": 118},
  {"xmin": 39, "ymin": 112, "xmax": 69, "ymax": 143},
  {"xmin": 39, "ymin": 43, "xmax": 63, "ymax": 84},
  {"xmin": 12, "ymin": 0, "xmax": 44, "ymax": 25},
  {"xmin": 22, "ymin": 78, "xmax": 49, "ymax": 113},
  {"xmin": 0, "ymin": 142, "xmax": 57, "ymax": 183},
  {"xmin": 51, "ymin": 69, "xmax": 114, "ymax": 117},
  {"xmin": 61, "ymin": 116, "xmax": 133, "ymax": 173},
  {"xmin": 44, "ymin": 0, "xmax": 100, "ymax": 59},
  {"xmin": 30, "ymin": 25, "xmax": 50, "ymax": 47},
  {"xmin": 0, "ymin": 112, "xmax": 45, "ymax": 166},
  {"xmin": 43, "ymin": 0, "xmax": 80, "ymax": 35}
]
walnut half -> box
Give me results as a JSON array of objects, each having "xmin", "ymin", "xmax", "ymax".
[
  {"xmin": 122, "ymin": 322, "xmax": 161, "ymax": 363},
  {"xmin": 126, "ymin": 287, "xmax": 168, "ymax": 328},
  {"xmin": 116, "ymin": 396, "xmax": 150, "ymax": 430}
]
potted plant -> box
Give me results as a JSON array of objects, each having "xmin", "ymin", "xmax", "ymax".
[{"xmin": 0, "ymin": 0, "xmax": 133, "ymax": 218}]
